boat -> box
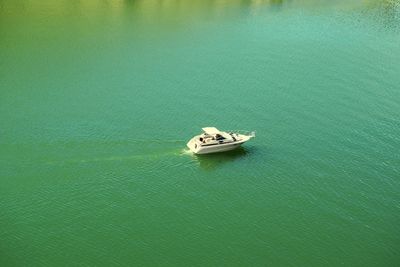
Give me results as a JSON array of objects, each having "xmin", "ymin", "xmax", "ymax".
[{"xmin": 187, "ymin": 127, "xmax": 255, "ymax": 154}]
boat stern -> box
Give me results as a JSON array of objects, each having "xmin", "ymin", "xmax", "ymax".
[{"xmin": 187, "ymin": 136, "xmax": 201, "ymax": 154}]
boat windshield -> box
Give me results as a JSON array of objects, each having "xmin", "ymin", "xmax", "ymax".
[{"xmin": 215, "ymin": 134, "xmax": 225, "ymax": 140}]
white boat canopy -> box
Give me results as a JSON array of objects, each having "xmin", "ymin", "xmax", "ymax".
[
  {"xmin": 202, "ymin": 127, "xmax": 221, "ymax": 135},
  {"xmin": 202, "ymin": 127, "xmax": 232, "ymax": 140}
]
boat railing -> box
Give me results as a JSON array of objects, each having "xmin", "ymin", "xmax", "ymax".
[{"xmin": 228, "ymin": 130, "xmax": 256, "ymax": 137}]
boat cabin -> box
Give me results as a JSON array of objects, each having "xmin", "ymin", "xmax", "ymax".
[{"xmin": 199, "ymin": 127, "xmax": 237, "ymax": 145}]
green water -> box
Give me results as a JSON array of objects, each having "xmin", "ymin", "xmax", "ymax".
[{"xmin": 1, "ymin": 0, "xmax": 400, "ymax": 266}]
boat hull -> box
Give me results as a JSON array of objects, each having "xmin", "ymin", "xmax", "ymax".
[
  {"xmin": 187, "ymin": 136, "xmax": 248, "ymax": 154},
  {"xmin": 195, "ymin": 143, "xmax": 243, "ymax": 154}
]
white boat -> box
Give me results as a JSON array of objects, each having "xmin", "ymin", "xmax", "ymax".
[{"xmin": 187, "ymin": 127, "xmax": 255, "ymax": 154}]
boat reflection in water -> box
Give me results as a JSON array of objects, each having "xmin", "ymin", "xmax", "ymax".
[{"xmin": 192, "ymin": 147, "xmax": 249, "ymax": 170}]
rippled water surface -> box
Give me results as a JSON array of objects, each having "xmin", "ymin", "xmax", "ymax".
[{"xmin": 1, "ymin": 0, "xmax": 400, "ymax": 266}]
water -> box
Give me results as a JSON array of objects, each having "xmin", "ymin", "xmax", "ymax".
[{"xmin": 1, "ymin": 0, "xmax": 400, "ymax": 266}]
